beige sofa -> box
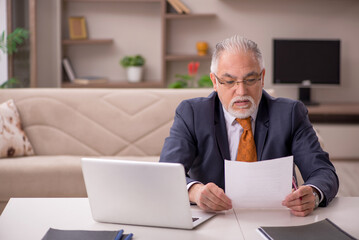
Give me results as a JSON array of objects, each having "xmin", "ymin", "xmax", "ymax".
[
  {"xmin": 0, "ymin": 88, "xmax": 357, "ymax": 215},
  {"xmin": 0, "ymin": 88, "xmax": 213, "ymax": 214}
]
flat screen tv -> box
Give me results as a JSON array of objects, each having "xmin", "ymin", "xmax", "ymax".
[
  {"xmin": 273, "ymin": 39, "xmax": 340, "ymax": 104},
  {"xmin": 273, "ymin": 39, "xmax": 340, "ymax": 85}
]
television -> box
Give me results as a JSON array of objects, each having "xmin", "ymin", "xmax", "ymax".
[{"xmin": 273, "ymin": 39, "xmax": 340, "ymax": 105}]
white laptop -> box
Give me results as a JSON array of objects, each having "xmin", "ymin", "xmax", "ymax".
[{"xmin": 81, "ymin": 158, "xmax": 216, "ymax": 229}]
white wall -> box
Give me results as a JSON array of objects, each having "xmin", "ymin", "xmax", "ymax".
[
  {"xmin": 35, "ymin": 0, "xmax": 359, "ymax": 158},
  {"xmin": 0, "ymin": 0, "xmax": 7, "ymax": 86}
]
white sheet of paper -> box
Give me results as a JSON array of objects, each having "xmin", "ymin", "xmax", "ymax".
[{"xmin": 225, "ymin": 156, "xmax": 293, "ymax": 209}]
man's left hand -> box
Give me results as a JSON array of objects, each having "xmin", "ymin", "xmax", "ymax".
[{"xmin": 282, "ymin": 186, "xmax": 316, "ymax": 217}]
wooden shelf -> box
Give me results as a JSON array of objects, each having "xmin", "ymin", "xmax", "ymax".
[
  {"xmin": 165, "ymin": 13, "xmax": 216, "ymax": 19},
  {"xmin": 62, "ymin": 39, "xmax": 113, "ymax": 45},
  {"xmin": 62, "ymin": 81, "xmax": 164, "ymax": 88},
  {"xmin": 165, "ymin": 54, "xmax": 212, "ymax": 61},
  {"xmin": 60, "ymin": 1, "xmax": 217, "ymax": 88},
  {"xmin": 64, "ymin": 0, "xmax": 161, "ymax": 2}
]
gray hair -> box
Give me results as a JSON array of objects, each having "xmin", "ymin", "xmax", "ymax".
[{"xmin": 210, "ymin": 35, "xmax": 264, "ymax": 73}]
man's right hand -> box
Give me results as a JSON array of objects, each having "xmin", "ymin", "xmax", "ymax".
[{"xmin": 188, "ymin": 182, "xmax": 232, "ymax": 212}]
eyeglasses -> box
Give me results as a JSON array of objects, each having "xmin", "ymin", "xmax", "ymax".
[{"xmin": 213, "ymin": 71, "xmax": 263, "ymax": 88}]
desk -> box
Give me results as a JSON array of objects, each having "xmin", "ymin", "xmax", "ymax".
[
  {"xmin": 0, "ymin": 198, "xmax": 358, "ymax": 240},
  {"xmin": 0, "ymin": 198, "xmax": 242, "ymax": 240}
]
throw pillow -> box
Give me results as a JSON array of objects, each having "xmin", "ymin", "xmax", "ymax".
[{"xmin": 0, "ymin": 99, "xmax": 34, "ymax": 158}]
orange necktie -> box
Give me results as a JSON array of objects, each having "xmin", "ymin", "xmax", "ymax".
[{"xmin": 236, "ymin": 117, "xmax": 257, "ymax": 162}]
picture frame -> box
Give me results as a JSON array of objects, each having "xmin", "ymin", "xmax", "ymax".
[{"xmin": 68, "ymin": 17, "xmax": 88, "ymax": 40}]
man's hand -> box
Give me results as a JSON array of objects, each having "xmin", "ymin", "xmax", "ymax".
[
  {"xmin": 188, "ymin": 182, "xmax": 232, "ymax": 212},
  {"xmin": 282, "ymin": 185, "xmax": 317, "ymax": 217}
]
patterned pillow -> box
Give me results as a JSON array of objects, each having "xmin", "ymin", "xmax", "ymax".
[{"xmin": 0, "ymin": 99, "xmax": 34, "ymax": 158}]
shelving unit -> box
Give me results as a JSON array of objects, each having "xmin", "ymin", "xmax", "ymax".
[
  {"xmin": 62, "ymin": 39, "xmax": 113, "ymax": 45},
  {"xmin": 162, "ymin": 5, "xmax": 216, "ymax": 88},
  {"xmin": 63, "ymin": 0, "xmax": 162, "ymax": 3},
  {"xmin": 6, "ymin": 0, "xmax": 37, "ymax": 87},
  {"xmin": 165, "ymin": 54, "xmax": 211, "ymax": 61},
  {"xmin": 163, "ymin": 13, "xmax": 216, "ymax": 64},
  {"xmin": 165, "ymin": 13, "xmax": 216, "ymax": 19},
  {"xmin": 62, "ymin": 81, "xmax": 163, "ymax": 88},
  {"xmin": 60, "ymin": 0, "xmax": 216, "ymax": 88}
]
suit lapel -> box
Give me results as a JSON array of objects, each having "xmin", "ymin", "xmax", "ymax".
[
  {"xmin": 214, "ymin": 93, "xmax": 230, "ymax": 161},
  {"xmin": 255, "ymin": 91, "xmax": 270, "ymax": 161}
]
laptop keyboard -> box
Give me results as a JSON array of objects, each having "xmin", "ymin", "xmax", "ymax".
[{"xmin": 192, "ymin": 217, "xmax": 199, "ymax": 222}]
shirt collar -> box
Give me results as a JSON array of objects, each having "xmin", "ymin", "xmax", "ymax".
[{"xmin": 222, "ymin": 105, "xmax": 258, "ymax": 126}]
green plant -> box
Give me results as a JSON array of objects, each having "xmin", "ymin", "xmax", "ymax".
[
  {"xmin": 197, "ymin": 74, "xmax": 213, "ymax": 87},
  {"xmin": 119, "ymin": 55, "xmax": 145, "ymax": 68},
  {"xmin": 0, "ymin": 28, "xmax": 29, "ymax": 88},
  {"xmin": 169, "ymin": 74, "xmax": 213, "ymax": 88},
  {"xmin": 0, "ymin": 28, "xmax": 29, "ymax": 54},
  {"xmin": 0, "ymin": 78, "xmax": 17, "ymax": 88},
  {"xmin": 168, "ymin": 61, "xmax": 213, "ymax": 88}
]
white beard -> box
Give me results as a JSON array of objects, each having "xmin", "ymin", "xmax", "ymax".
[{"xmin": 227, "ymin": 96, "xmax": 257, "ymax": 119}]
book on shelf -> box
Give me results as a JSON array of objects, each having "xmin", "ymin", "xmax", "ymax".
[
  {"xmin": 62, "ymin": 58, "xmax": 76, "ymax": 82},
  {"xmin": 62, "ymin": 57, "xmax": 108, "ymax": 85},
  {"xmin": 174, "ymin": 0, "xmax": 191, "ymax": 14},
  {"xmin": 257, "ymin": 218, "xmax": 357, "ymax": 240},
  {"xmin": 167, "ymin": 0, "xmax": 183, "ymax": 14},
  {"xmin": 167, "ymin": 0, "xmax": 191, "ymax": 14}
]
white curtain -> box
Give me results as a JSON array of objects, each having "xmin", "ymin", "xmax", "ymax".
[{"xmin": 0, "ymin": 0, "xmax": 7, "ymax": 86}]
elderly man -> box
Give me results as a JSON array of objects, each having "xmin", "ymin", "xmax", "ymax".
[{"xmin": 160, "ymin": 35, "xmax": 338, "ymax": 217}]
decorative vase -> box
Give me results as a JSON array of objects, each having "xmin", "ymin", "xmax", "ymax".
[
  {"xmin": 196, "ymin": 41, "xmax": 209, "ymax": 56},
  {"xmin": 127, "ymin": 66, "xmax": 143, "ymax": 83}
]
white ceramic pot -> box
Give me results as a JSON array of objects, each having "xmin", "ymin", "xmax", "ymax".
[{"xmin": 127, "ymin": 66, "xmax": 143, "ymax": 83}]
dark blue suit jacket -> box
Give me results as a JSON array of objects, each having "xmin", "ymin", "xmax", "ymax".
[{"xmin": 160, "ymin": 90, "xmax": 339, "ymax": 206}]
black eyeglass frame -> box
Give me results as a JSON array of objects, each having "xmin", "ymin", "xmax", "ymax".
[{"xmin": 213, "ymin": 70, "xmax": 263, "ymax": 88}]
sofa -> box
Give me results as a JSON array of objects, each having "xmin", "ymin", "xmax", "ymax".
[
  {"xmin": 0, "ymin": 88, "xmax": 214, "ymax": 214},
  {"xmin": 0, "ymin": 88, "xmax": 357, "ymax": 215}
]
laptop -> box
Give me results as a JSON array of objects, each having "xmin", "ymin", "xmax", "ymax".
[{"xmin": 81, "ymin": 158, "xmax": 216, "ymax": 229}]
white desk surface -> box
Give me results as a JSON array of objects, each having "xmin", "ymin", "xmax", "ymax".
[
  {"xmin": 0, "ymin": 197, "xmax": 358, "ymax": 240},
  {"xmin": 0, "ymin": 198, "xmax": 242, "ymax": 240}
]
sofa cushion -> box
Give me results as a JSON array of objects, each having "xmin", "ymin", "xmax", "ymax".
[
  {"xmin": 0, "ymin": 155, "xmax": 159, "ymax": 202},
  {"xmin": 0, "ymin": 89, "xmax": 212, "ymax": 156},
  {"xmin": 0, "ymin": 99, "xmax": 34, "ymax": 158}
]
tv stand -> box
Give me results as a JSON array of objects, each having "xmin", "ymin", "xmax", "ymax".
[
  {"xmin": 306, "ymin": 103, "xmax": 359, "ymax": 124},
  {"xmin": 301, "ymin": 100, "xmax": 319, "ymax": 106},
  {"xmin": 298, "ymin": 86, "xmax": 319, "ymax": 106}
]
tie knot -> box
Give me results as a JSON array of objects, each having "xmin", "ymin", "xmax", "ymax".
[{"xmin": 236, "ymin": 117, "xmax": 252, "ymax": 130}]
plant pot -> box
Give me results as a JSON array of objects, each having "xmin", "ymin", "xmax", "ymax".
[{"xmin": 126, "ymin": 66, "xmax": 143, "ymax": 83}]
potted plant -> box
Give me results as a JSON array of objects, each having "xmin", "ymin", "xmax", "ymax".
[
  {"xmin": 119, "ymin": 55, "xmax": 145, "ymax": 83},
  {"xmin": 169, "ymin": 61, "xmax": 213, "ymax": 88}
]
